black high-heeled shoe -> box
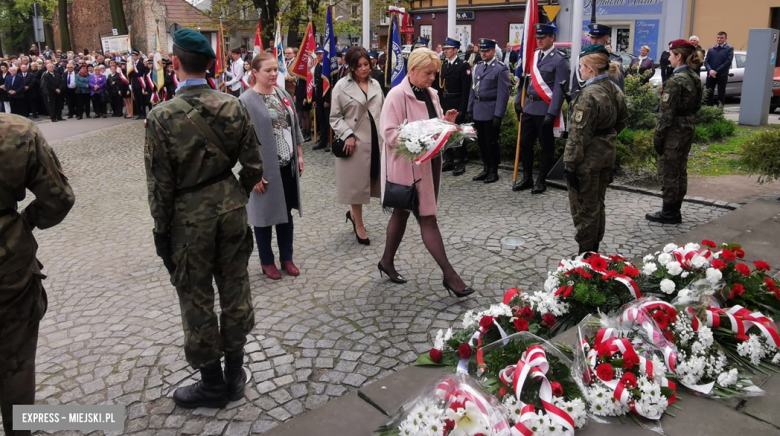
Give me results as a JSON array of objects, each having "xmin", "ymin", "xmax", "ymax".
[
  {"xmin": 377, "ymin": 261, "xmax": 408, "ymax": 284},
  {"xmin": 443, "ymin": 281, "xmax": 476, "ymax": 298},
  {"xmin": 346, "ymin": 211, "xmax": 370, "ymax": 245}
]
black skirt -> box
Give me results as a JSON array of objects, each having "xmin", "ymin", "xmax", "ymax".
[{"xmin": 279, "ymin": 162, "xmax": 300, "ymax": 211}]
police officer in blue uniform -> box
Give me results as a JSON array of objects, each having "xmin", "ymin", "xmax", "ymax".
[
  {"xmin": 571, "ymin": 23, "xmax": 625, "ymax": 97},
  {"xmin": 433, "ymin": 37, "xmax": 472, "ymax": 177},
  {"xmin": 513, "ymin": 23, "xmax": 570, "ymax": 194},
  {"xmin": 412, "ymin": 37, "xmax": 429, "ymax": 51},
  {"xmin": 313, "ymin": 46, "xmax": 331, "ymax": 152},
  {"xmin": 467, "ymin": 38, "xmax": 511, "ymax": 184}
]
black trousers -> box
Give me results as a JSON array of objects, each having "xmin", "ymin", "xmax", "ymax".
[
  {"xmin": 316, "ymin": 103, "xmax": 330, "ymax": 146},
  {"xmin": 110, "ymin": 95, "xmax": 123, "ymax": 116},
  {"xmin": 9, "ymin": 99, "xmax": 25, "ymax": 116},
  {"xmin": 26, "ymin": 95, "xmax": 38, "ymax": 116},
  {"xmin": 91, "ymin": 94, "xmax": 104, "ymax": 116},
  {"xmin": 443, "ymin": 144, "xmax": 466, "ymax": 163},
  {"xmin": 77, "ymin": 93, "xmax": 91, "ymax": 118},
  {"xmin": 44, "ymin": 93, "xmax": 63, "ymax": 120},
  {"xmin": 705, "ymin": 74, "xmax": 728, "ymax": 106},
  {"xmin": 520, "ymin": 113, "xmax": 555, "ymax": 179},
  {"xmin": 132, "ymin": 87, "xmax": 146, "ymax": 117},
  {"xmin": 64, "ymin": 88, "xmax": 77, "ymax": 116},
  {"xmin": 474, "ymin": 119, "xmax": 501, "ymax": 169}
]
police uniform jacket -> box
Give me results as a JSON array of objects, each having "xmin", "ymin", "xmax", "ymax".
[
  {"xmin": 467, "ymin": 57, "xmax": 510, "ymax": 121},
  {"xmin": 130, "ymin": 59, "xmax": 147, "ymax": 89},
  {"xmin": 434, "ymin": 56, "xmax": 471, "ymax": 121},
  {"xmin": 570, "ymin": 51, "xmax": 625, "ymax": 97},
  {"xmin": 314, "ymin": 63, "xmax": 330, "ymax": 105},
  {"xmin": 520, "ymin": 48, "xmax": 570, "ymax": 117}
]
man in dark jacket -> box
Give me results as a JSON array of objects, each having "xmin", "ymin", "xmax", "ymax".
[
  {"xmin": 312, "ymin": 47, "xmax": 331, "ymax": 151},
  {"xmin": 704, "ymin": 31, "xmax": 734, "ymax": 107},
  {"xmin": 21, "ymin": 64, "xmax": 38, "ymax": 118},
  {"xmin": 129, "ymin": 50, "xmax": 148, "ymax": 120},
  {"xmin": 4, "ymin": 66, "xmax": 26, "ymax": 116},
  {"xmin": 434, "ymin": 37, "xmax": 472, "ymax": 176},
  {"xmin": 40, "ymin": 63, "xmax": 65, "ymax": 121}
]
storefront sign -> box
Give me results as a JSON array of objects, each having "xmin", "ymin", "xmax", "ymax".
[
  {"xmin": 101, "ymin": 35, "xmax": 131, "ymax": 54},
  {"xmin": 633, "ymin": 19, "xmax": 659, "ymax": 59},
  {"xmin": 584, "ymin": 0, "xmax": 663, "ymax": 15},
  {"xmin": 456, "ymin": 11, "xmax": 475, "ymax": 20}
]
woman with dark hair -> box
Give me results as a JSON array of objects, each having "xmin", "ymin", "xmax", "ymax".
[
  {"xmin": 0, "ymin": 63, "xmax": 9, "ymax": 114},
  {"xmin": 646, "ymin": 39, "xmax": 704, "ymax": 224},
  {"xmin": 329, "ymin": 46, "xmax": 385, "ymax": 245},
  {"xmin": 239, "ymin": 53, "xmax": 305, "ymax": 280},
  {"xmin": 107, "ymin": 64, "xmax": 125, "ymax": 117}
]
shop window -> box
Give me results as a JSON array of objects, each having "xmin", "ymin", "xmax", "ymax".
[{"xmin": 615, "ymin": 27, "xmax": 630, "ymax": 53}]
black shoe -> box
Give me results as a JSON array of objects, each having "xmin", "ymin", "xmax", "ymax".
[
  {"xmin": 224, "ymin": 352, "xmax": 246, "ymax": 401},
  {"xmin": 51, "ymin": 119, "xmax": 58, "ymax": 122},
  {"xmin": 472, "ymin": 168, "xmax": 489, "ymax": 181},
  {"xmin": 377, "ymin": 261, "xmax": 407, "ymax": 284},
  {"xmin": 512, "ymin": 175, "xmax": 534, "ymax": 191},
  {"xmin": 76, "ymin": 117, "xmax": 82, "ymax": 120},
  {"xmin": 31, "ymin": 115, "xmax": 39, "ymax": 119},
  {"xmin": 347, "ymin": 211, "xmax": 370, "ymax": 245},
  {"xmin": 452, "ymin": 163, "xmax": 466, "ymax": 177},
  {"xmin": 531, "ymin": 179, "xmax": 547, "ymax": 195},
  {"xmin": 324, "ymin": 148, "xmax": 331, "ymax": 153},
  {"xmin": 172, "ymin": 362, "xmax": 228, "ymax": 409},
  {"xmin": 312, "ymin": 142, "xmax": 327, "ymax": 150},
  {"xmin": 68, "ymin": 115, "xmax": 74, "ymax": 119},
  {"xmin": 484, "ymin": 170, "xmax": 499, "ymax": 184},
  {"xmin": 58, "ymin": 117, "xmax": 65, "ymax": 121},
  {"xmin": 645, "ymin": 202, "xmax": 681, "ymax": 224},
  {"xmin": 442, "ymin": 160, "xmax": 455, "ymax": 172},
  {"xmin": 443, "ymin": 280, "xmax": 476, "ymax": 298}
]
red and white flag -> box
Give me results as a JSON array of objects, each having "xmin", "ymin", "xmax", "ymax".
[
  {"xmin": 253, "ymin": 19, "xmax": 264, "ymax": 57},
  {"xmin": 289, "ymin": 21, "xmax": 316, "ymax": 103},
  {"xmin": 521, "ymin": 0, "xmax": 538, "ymax": 75}
]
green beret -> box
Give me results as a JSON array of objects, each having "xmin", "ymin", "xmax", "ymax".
[
  {"xmin": 173, "ymin": 29, "xmax": 216, "ymax": 59},
  {"xmin": 580, "ymin": 43, "xmax": 609, "ymax": 58}
]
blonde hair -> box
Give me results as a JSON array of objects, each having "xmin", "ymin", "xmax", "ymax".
[
  {"xmin": 671, "ymin": 47, "xmax": 704, "ymax": 71},
  {"xmin": 580, "ymin": 53, "xmax": 621, "ymax": 81},
  {"xmin": 407, "ymin": 48, "xmax": 441, "ymax": 73},
  {"xmin": 641, "ymin": 45, "xmax": 651, "ymax": 52}
]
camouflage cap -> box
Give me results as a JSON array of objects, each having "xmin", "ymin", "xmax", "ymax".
[{"xmin": 173, "ymin": 28, "xmax": 216, "ymax": 59}]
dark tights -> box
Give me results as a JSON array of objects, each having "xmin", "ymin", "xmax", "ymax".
[{"xmin": 380, "ymin": 209, "xmax": 466, "ymax": 292}]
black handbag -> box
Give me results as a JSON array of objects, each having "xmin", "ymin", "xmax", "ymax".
[
  {"xmin": 381, "ymin": 98, "xmax": 420, "ymax": 215},
  {"xmin": 332, "ymin": 96, "xmax": 368, "ymax": 159}
]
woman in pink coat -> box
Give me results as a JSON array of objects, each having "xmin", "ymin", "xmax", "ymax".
[{"xmin": 378, "ymin": 49, "xmax": 475, "ymax": 298}]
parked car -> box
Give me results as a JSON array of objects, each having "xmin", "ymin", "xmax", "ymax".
[
  {"xmin": 648, "ymin": 50, "xmax": 746, "ymax": 98},
  {"xmin": 401, "ymin": 44, "xmax": 411, "ymax": 57}
]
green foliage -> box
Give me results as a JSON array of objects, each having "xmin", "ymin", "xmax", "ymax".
[
  {"xmin": 740, "ymin": 129, "xmax": 780, "ymax": 183},
  {"xmin": 495, "ymin": 103, "xmax": 567, "ymax": 167},
  {"xmin": 694, "ymin": 126, "xmax": 711, "ymax": 143},
  {"xmin": 624, "ymin": 74, "xmax": 660, "ymax": 131},
  {"xmin": 572, "ymin": 283, "xmax": 607, "ymax": 306},
  {"xmin": 694, "ymin": 105, "xmax": 726, "ymax": 125}
]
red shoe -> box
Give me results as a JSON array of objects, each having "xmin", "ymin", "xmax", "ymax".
[
  {"xmin": 280, "ymin": 260, "xmax": 300, "ymax": 276},
  {"xmin": 261, "ymin": 264, "xmax": 282, "ymax": 280}
]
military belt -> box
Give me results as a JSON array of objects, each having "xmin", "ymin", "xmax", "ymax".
[
  {"xmin": 526, "ymin": 94, "xmax": 546, "ymax": 102},
  {"xmin": 675, "ymin": 112, "xmax": 695, "ymax": 117},
  {"xmin": 474, "ymin": 96, "xmax": 496, "ymax": 102},
  {"xmin": 594, "ymin": 128, "xmax": 615, "ymax": 136},
  {"xmin": 174, "ymin": 168, "xmax": 235, "ymax": 197},
  {"xmin": 0, "ymin": 183, "xmax": 17, "ymax": 212}
]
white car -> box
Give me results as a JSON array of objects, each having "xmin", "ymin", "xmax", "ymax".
[{"xmin": 648, "ymin": 51, "xmax": 746, "ymax": 98}]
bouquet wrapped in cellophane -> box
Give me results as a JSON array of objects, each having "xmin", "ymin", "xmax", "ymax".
[{"xmin": 395, "ymin": 118, "xmax": 476, "ymax": 165}]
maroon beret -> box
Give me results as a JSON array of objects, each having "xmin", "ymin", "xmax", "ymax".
[{"xmin": 669, "ymin": 39, "xmax": 696, "ymax": 50}]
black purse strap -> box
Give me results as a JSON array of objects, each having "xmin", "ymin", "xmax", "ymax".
[{"xmin": 384, "ymin": 96, "xmax": 417, "ymax": 184}]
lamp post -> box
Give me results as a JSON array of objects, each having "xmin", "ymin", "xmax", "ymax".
[
  {"xmin": 362, "ymin": 0, "xmax": 370, "ymax": 48},
  {"xmin": 447, "ymin": 0, "xmax": 456, "ymax": 40}
]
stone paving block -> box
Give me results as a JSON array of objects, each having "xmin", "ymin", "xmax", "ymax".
[
  {"xmin": 662, "ymin": 391, "xmax": 780, "ymax": 435},
  {"xmin": 741, "ymin": 373, "xmax": 780, "ymax": 428},
  {"xmin": 263, "ymin": 394, "xmax": 387, "ymax": 436},
  {"xmin": 358, "ymin": 365, "xmax": 449, "ymax": 414}
]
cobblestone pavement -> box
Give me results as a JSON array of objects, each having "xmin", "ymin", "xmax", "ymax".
[{"xmin": 3, "ymin": 121, "xmax": 728, "ymax": 435}]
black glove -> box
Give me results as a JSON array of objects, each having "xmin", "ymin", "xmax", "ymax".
[
  {"xmin": 514, "ymin": 100, "xmax": 523, "ymax": 118},
  {"xmin": 153, "ymin": 231, "xmax": 176, "ymax": 274},
  {"xmin": 492, "ymin": 116, "xmax": 502, "ymax": 128},
  {"xmin": 455, "ymin": 113, "xmax": 464, "ymax": 125},
  {"xmin": 564, "ymin": 170, "xmax": 580, "ymax": 193},
  {"xmin": 543, "ymin": 113, "xmax": 556, "ymax": 130},
  {"xmin": 654, "ymin": 138, "xmax": 665, "ymax": 156},
  {"xmin": 464, "ymin": 112, "xmax": 473, "ymax": 123}
]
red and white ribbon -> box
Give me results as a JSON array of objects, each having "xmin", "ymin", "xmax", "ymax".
[
  {"xmin": 530, "ymin": 50, "xmax": 564, "ymax": 137},
  {"xmin": 413, "ymin": 125, "xmax": 456, "ymax": 165},
  {"xmin": 620, "ymin": 300, "xmax": 678, "ymax": 373},
  {"xmin": 689, "ymin": 306, "xmax": 780, "ymax": 348},
  {"xmin": 118, "ymin": 70, "xmax": 129, "ymax": 85},
  {"xmin": 461, "ymin": 315, "xmax": 511, "ymax": 374}
]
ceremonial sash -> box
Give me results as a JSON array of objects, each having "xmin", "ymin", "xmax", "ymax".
[{"xmin": 531, "ymin": 50, "xmax": 565, "ymax": 137}]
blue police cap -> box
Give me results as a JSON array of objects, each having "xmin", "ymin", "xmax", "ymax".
[
  {"xmin": 534, "ymin": 23, "xmax": 557, "ymax": 36},
  {"xmin": 588, "ymin": 23, "xmax": 612, "ymax": 37},
  {"xmin": 442, "ymin": 37, "xmax": 461, "ymax": 50},
  {"xmin": 413, "ymin": 37, "xmax": 429, "ymax": 47},
  {"xmin": 173, "ymin": 29, "xmax": 216, "ymax": 59},
  {"xmin": 478, "ymin": 38, "xmax": 497, "ymax": 51},
  {"xmin": 368, "ymin": 51, "xmax": 378, "ymax": 60},
  {"xmin": 315, "ymin": 46, "xmax": 325, "ymax": 53}
]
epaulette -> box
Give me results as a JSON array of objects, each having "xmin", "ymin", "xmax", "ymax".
[{"xmin": 557, "ymin": 49, "xmax": 569, "ymax": 59}]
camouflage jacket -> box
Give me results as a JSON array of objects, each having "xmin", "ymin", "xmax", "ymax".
[
  {"xmin": 655, "ymin": 66, "xmax": 703, "ymax": 142},
  {"xmin": 564, "ymin": 75, "xmax": 628, "ymax": 172},
  {"xmin": 0, "ymin": 114, "xmax": 75, "ymax": 278},
  {"xmin": 144, "ymin": 84, "xmax": 264, "ymax": 233}
]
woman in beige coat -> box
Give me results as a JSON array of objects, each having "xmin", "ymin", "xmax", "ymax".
[{"xmin": 329, "ymin": 46, "xmax": 385, "ymax": 245}]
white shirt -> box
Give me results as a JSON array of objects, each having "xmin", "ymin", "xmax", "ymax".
[
  {"xmin": 538, "ymin": 46, "xmax": 555, "ymax": 62},
  {"xmin": 224, "ymin": 59, "xmax": 244, "ymax": 91},
  {"xmin": 66, "ymin": 71, "xmax": 77, "ymax": 89}
]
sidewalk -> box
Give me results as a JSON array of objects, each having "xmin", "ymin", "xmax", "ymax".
[
  {"xmin": 723, "ymin": 104, "xmax": 780, "ymax": 125},
  {"xmin": 264, "ymin": 198, "xmax": 780, "ymax": 436}
]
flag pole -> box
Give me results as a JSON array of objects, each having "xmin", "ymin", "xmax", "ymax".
[{"xmin": 512, "ymin": 82, "xmax": 528, "ymax": 184}]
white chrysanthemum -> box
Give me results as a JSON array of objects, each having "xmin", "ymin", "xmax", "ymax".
[
  {"xmin": 544, "ymin": 272, "xmax": 561, "ymax": 293},
  {"xmin": 681, "ymin": 271, "xmax": 690, "ymax": 278},
  {"xmin": 643, "ymin": 254, "xmax": 655, "ymax": 262},
  {"xmin": 502, "ymin": 395, "xmax": 522, "ymax": 420},
  {"xmin": 773, "ymin": 353, "xmax": 780, "ymax": 364},
  {"xmin": 717, "ymin": 368, "xmax": 739, "ymax": 387},
  {"xmin": 684, "ymin": 242, "xmax": 701, "ymax": 252},
  {"xmin": 528, "ymin": 291, "xmax": 570, "ymax": 317},
  {"xmin": 690, "ymin": 254, "xmax": 709, "ymax": 268},
  {"xmin": 664, "ymin": 243, "xmax": 678, "ymax": 253},
  {"xmin": 660, "ymin": 279, "xmax": 676, "ymax": 294},
  {"xmin": 657, "ymin": 253, "xmax": 673, "ymax": 266},
  {"xmin": 433, "ymin": 329, "xmax": 444, "ymax": 350},
  {"xmin": 643, "ymin": 262, "xmax": 658, "ymax": 276},
  {"xmin": 462, "ymin": 310, "xmax": 476, "ymax": 329},
  {"xmin": 443, "ymin": 328, "xmax": 453, "ymax": 342},
  {"xmin": 651, "ymin": 355, "xmax": 667, "ymax": 381},
  {"xmin": 666, "ymin": 261, "xmax": 683, "ymax": 276},
  {"xmin": 405, "ymin": 138, "xmax": 423, "ymax": 153},
  {"xmin": 737, "ymin": 334, "xmax": 770, "ymax": 366},
  {"xmin": 706, "ymin": 268, "xmax": 723, "ymax": 285},
  {"xmin": 552, "ymin": 397, "xmax": 588, "ymax": 428},
  {"xmin": 480, "ymin": 303, "xmax": 514, "ymax": 318}
]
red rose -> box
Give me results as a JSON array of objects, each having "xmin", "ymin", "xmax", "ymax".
[
  {"xmin": 589, "ymin": 254, "xmax": 608, "ymax": 272},
  {"xmin": 498, "ymin": 386, "xmax": 509, "ymax": 399},
  {"xmin": 622, "ymin": 349, "xmax": 640, "ymax": 369},
  {"xmin": 766, "ymin": 277, "xmax": 777, "ymax": 289},
  {"xmin": 711, "ymin": 259, "xmax": 726, "ymax": 270},
  {"xmin": 513, "ymin": 317, "xmax": 529, "ymax": 332},
  {"xmin": 596, "ymin": 363, "xmax": 614, "ymax": 381},
  {"xmin": 701, "ymin": 239, "xmax": 717, "ymax": 248},
  {"xmin": 735, "ymin": 263, "xmax": 751, "ymax": 277},
  {"xmin": 479, "ymin": 316, "xmax": 494, "ymax": 332},
  {"xmin": 520, "ymin": 306, "xmax": 534, "ymax": 318},
  {"xmin": 735, "ymin": 248, "xmax": 746, "ymax": 259},
  {"xmin": 728, "ymin": 283, "xmax": 746, "ymax": 300},
  {"xmin": 429, "ymin": 348, "xmax": 442, "ymax": 363},
  {"xmin": 458, "ymin": 343, "xmax": 472, "ymax": 359},
  {"xmin": 623, "ymin": 266, "xmax": 640, "ymax": 278},
  {"xmin": 721, "ymin": 249, "xmax": 737, "ymax": 261},
  {"xmin": 652, "ymin": 310, "xmax": 669, "ymax": 330},
  {"xmin": 551, "ymin": 381, "xmax": 564, "ymax": 397},
  {"xmin": 543, "ymin": 313, "xmax": 556, "ymax": 327},
  {"xmin": 620, "ymin": 372, "xmax": 637, "ymax": 388},
  {"xmin": 754, "ymin": 260, "xmax": 771, "ymax": 272},
  {"xmin": 555, "ymin": 285, "xmax": 567, "ymax": 296}
]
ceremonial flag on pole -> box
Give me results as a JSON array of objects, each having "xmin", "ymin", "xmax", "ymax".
[
  {"xmin": 274, "ymin": 18, "xmax": 287, "ymax": 88},
  {"xmin": 521, "ymin": 0, "xmax": 539, "ymax": 75},
  {"xmin": 154, "ymin": 29, "xmax": 164, "ymax": 90},
  {"xmin": 385, "ymin": 14, "xmax": 406, "ymax": 88},
  {"xmin": 254, "ymin": 19, "xmax": 264, "ymax": 57},
  {"xmin": 323, "ymin": 6, "xmax": 338, "ymax": 95},
  {"xmin": 289, "ymin": 20, "xmax": 316, "ymax": 102},
  {"xmin": 215, "ymin": 24, "xmax": 225, "ymax": 75}
]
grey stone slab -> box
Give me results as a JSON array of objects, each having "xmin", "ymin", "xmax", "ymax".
[
  {"xmin": 358, "ymin": 365, "xmax": 449, "ymax": 415},
  {"xmin": 708, "ymin": 199, "xmax": 779, "ymax": 230},
  {"xmin": 741, "ymin": 373, "xmax": 780, "ymax": 428},
  {"xmin": 262, "ymin": 393, "xmax": 387, "ymax": 436},
  {"xmin": 661, "ymin": 391, "xmax": 780, "ymax": 435}
]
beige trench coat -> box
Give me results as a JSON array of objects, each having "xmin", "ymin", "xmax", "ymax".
[{"xmin": 329, "ymin": 76, "xmax": 385, "ymax": 205}]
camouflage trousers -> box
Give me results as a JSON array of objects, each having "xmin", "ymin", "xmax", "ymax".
[
  {"xmin": 0, "ymin": 267, "xmax": 47, "ymax": 436},
  {"xmin": 660, "ymin": 123, "xmax": 694, "ymax": 204},
  {"xmin": 568, "ymin": 166, "xmax": 613, "ymax": 251},
  {"xmin": 169, "ymin": 207, "xmax": 255, "ymax": 369}
]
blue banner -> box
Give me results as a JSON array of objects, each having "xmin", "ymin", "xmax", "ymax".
[
  {"xmin": 584, "ymin": 0, "xmax": 663, "ymax": 15},
  {"xmin": 324, "ymin": 7, "xmax": 338, "ymax": 82},
  {"xmin": 633, "ymin": 19, "xmax": 659, "ymax": 59},
  {"xmin": 390, "ymin": 15, "xmax": 406, "ymax": 87}
]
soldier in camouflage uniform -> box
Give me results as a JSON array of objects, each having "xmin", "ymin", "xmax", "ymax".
[
  {"xmin": 0, "ymin": 114, "xmax": 75, "ymax": 435},
  {"xmin": 646, "ymin": 39, "xmax": 703, "ymax": 224},
  {"xmin": 564, "ymin": 44, "xmax": 628, "ymax": 255},
  {"xmin": 144, "ymin": 29, "xmax": 264, "ymax": 409}
]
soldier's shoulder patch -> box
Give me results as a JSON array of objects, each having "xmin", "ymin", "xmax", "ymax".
[
  {"xmin": 574, "ymin": 110, "xmax": 584, "ymax": 122},
  {"xmin": 662, "ymin": 93, "xmax": 670, "ymax": 102}
]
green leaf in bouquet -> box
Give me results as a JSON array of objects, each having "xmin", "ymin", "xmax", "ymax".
[
  {"xmin": 529, "ymin": 323, "xmax": 540, "ymax": 334},
  {"xmin": 414, "ymin": 353, "xmax": 445, "ymax": 367}
]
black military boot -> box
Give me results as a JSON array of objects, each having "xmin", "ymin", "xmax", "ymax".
[
  {"xmin": 452, "ymin": 161, "xmax": 466, "ymax": 176},
  {"xmin": 442, "ymin": 158, "xmax": 455, "ymax": 172},
  {"xmin": 531, "ymin": 176, "xmax": 547, "ymax": 194},
  {"xmin": 172, "ymin": 362, "xmax": 228, "ymax": 409},
  {"xmin": 675, "ymin": 201, "xmax": 684, "ymax": 223},
  {"xmin": 484, "ymin": 167, "xmax": 499, "ymax": 184},
  {"xmin": 225, "ymin": 352, "xmax": 246, "ymax": 401},
  {"xmin": 513, "ymin": 173, "xmax": 534, "ymax": 191},
  {"xmin": 645, "ymin": 202, "xmax": 680, "ymax": 224},
  {"xmin": 472, "ymin": 165, "xmax": 489, "ymax": 181}
]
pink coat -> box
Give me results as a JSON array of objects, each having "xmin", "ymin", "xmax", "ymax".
[{"xmin": 379, "ymin": 79, "xmax": 444, "ymax": 216}]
